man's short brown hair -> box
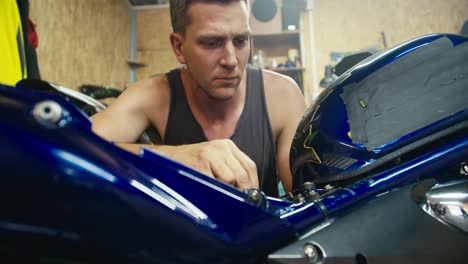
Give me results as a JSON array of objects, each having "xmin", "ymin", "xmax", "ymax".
[{"xmin": 170, "ymin": 0, "xmax": 248, "ymax": 36}]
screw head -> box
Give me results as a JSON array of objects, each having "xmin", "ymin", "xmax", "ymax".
[
  {"xmin": 302, "ymin": 181, "xmax": 316, "ymax": 191},
  {"xmin": 305, "ymin": 190, "xmax": 319, "ymax": 201},
  {"xmin": 33, "ymin": 100, "xmax": 63, "ymax": 127},
  {"xmin": 461, "ymin": 163, "xmax": 468, "ymax": 175},
  {"xmin": 246, "ymin": 188, "xmax": 266, "ymax": 208},
  {"xmin": 304, "ymin": 244, "xmax": 318, "ymax": 262},
  {"xmin": 247, "ymin": 188, "xmax": 260, "ymax": 201},
  {"xmin": 295, "ymin": 193, "xmax": 305, "ymax": 203}
]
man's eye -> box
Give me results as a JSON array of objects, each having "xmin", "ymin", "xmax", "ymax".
[
  {"xmin": 203, "ymin": 40, "xmax": 220, "ymax": 48},
  {"xmin": 234, "ymin": 38, "xmax": 248, "ymax": 48}
]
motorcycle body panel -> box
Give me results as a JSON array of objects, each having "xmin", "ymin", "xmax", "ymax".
[{"xmin": 1, "ymin": 33, "xmax": 467, "ymax": 263}]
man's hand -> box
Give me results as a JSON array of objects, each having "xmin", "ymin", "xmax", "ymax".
[
  {"xmin": 168, "ymin": 139, "xmax": 259, "ymax": 190},
  {"xmin": 117, "ymin": 139, "xmax": 259, "ymax": 190}
]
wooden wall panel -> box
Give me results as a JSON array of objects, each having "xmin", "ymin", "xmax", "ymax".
[
  {"xmin": 30, "ymin": 0, "xmax": 131, "ymax": 91},
  {"xmin": 27, "ymin": 0, "xmax": 467, "ymax": 98},
  {"xmin": 136, "ymin": 7, "xmax": 180, "ymax": 79},
  {"xmin": 300, "ymin": 12, "xmax": 314, "ymax": 104},
  {"xmin": 309, "ymin": 0, "xmax": 468, "ymax": 100}
]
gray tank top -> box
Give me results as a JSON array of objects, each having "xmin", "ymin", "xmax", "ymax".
[{"xmin": 164, "ymin": 65, "xmax": 279, "ymax": 197}]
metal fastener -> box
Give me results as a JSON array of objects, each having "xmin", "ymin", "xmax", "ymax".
[
  {"xmin": 461, "ymin": 163, "xmax": 468, "ymax": 176},
  {"xmin": 304, "ymin": 244, "xmax": 318, "ymax": 262},
  {"xmin": 247, "ymin": 188, "xmax": 260, "ymax": 202},
  {"xmin": 305, "ymin": 190, "xmax": 320, "ymax": 201},
  {"xmin": 246, "ymin": 188, "xmax": 266, "ymax": 208},
  {"xmin": 295, "ymin": 193, "xmax": 305, "ymax": 203},
  {"xmin": 33, "ymin": 100, "xmax": 63, "ymax": 127},
  {"xmin": 302, "ymin": 181, "xmax": 316, "ymax": 191}
]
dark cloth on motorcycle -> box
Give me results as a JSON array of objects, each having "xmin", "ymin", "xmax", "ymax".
[
  {"xmin": 164, "ymin": 65, "xmax": 279, "ymax": 197},
  {"xmin": 342, "ymin": 37, "xmax": 468, "ymax": 150}
]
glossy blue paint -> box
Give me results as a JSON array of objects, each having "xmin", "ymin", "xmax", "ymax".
[
  {"xmin": 320, "ymin": 135, "xmax": 468, "ymax": 217},
  {"xmin": 1, "ymin": 33, "xmax": 467, "ymax": 262},
  {"xmin": 291, "ymin": 33, "xmax": 468, "ymax": 180},
  {"xmin": 0, "ymin": 84, "xmax": 297, "ymax": 261},
  {"xmin": 277, "ymin": 135, "xmax": 467, "ymax": 235}
]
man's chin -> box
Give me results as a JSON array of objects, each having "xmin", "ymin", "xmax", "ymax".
[
  {"xmin": 206, "ymin": 86, "xmax": 238, "ymax": 101},
  {"xmin": 207, "ymin": 91, "xmax": 235, "ymax": 101}
]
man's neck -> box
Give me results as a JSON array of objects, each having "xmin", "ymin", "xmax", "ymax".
[{"xmin": 181, "ymin": 68, "xmax": 247, "ymax": 139}]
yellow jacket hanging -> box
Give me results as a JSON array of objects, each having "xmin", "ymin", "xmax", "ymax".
[{"xmin": 0, "ymin": 0, "xmax": 27, "ymax": 86}]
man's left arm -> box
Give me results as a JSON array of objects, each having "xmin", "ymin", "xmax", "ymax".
[{"xmin": 275, "ymin": 81, "xmax": 307, "ymax": 193}]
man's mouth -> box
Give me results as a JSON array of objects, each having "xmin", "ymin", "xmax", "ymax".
[{"xmin": 216, "ymin": 76, "xmax": 238, "ymax": 80}]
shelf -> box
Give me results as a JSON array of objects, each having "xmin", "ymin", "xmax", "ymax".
[
  {"xmin": 271, "ymin": 67, "xmax": 305, "ymax": 73},
  {"xmin": 250, "ymin": 31, "xmax": 301, "ymax": 60},
  {"xmin": 127, "ymin": 60, "xmax": 147, "ymax": 67},
  {"xmin": 252, "ymin": 30, "xmax": 300, "ymax": 37},
  {"xmin": 252, "ymin": 32, "xmax": 300, "ymax": 46},
  {"xmin": 250, "ymin": 30, "xmax": 304, "ymax": 92}
]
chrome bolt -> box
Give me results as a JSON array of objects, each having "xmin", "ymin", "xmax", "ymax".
[
  {"xmin": 305, "ymin": 190, "xmax": 320, "ymax": 201},
  {"xmin": 295, "ymin": 193, "xmax": 305, "ymax": 203},
  {"xmin": 246, "ymin": 188, "xmax": 266, "ymax": 208},
  {"xmin": 33, "ymin": 100, "xmax": 63, "ymax": 127},
  {"xmin": 247, "ymin": 188, "xmax": 260, "ymax": 200},
  {"xmin": 302, "ymin": 181, "xmax": 316, "ymax": 190},
  {"xmin": 461, "ymin": 163, "xmax": 468, "ymax": 176},
  {"xmin": 304, "ymin": 244, "xmax": 319, "ymax": 262}
]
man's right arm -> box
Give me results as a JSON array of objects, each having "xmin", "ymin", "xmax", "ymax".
[
  {"xmin": 91, "ymin": 79, "xmax": 152, "ymax": 144},
  {"xmin": 90, "ymin": 78, "xmax": 258, "ymax": 190},
  {"xmin": 117, "ymin": 140, "xmax": 259, "ymax": 190}
]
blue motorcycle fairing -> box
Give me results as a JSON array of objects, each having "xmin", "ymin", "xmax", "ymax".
[
  {"xmin": 0, "ymin": 84, "xmax": 300, "ymax": 262},
  {"xmin": 1, "ymin": 33, "xmax": 467, "ymax": 263},
  {"xmin": 290, "ymin": 34, "xmax": 468, "ymax": 187}
]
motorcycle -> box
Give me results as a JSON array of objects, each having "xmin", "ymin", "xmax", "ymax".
[{"xmin": 1, "ymin": 33, "xmax": 467, "ymax": 263}]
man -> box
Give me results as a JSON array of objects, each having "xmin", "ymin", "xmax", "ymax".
[{"xmin": 91, "ymin": 0, "xmax": 306, "ymax": 197}]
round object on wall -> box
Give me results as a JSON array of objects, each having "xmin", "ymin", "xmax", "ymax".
[{"xmin": 252, "ymin": 0, "xmax": 277, "ymax": 22}]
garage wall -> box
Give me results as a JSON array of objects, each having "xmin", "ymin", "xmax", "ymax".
[
  {"xmin": 134, "ymin": 0, "xmax": 467, "ymax": 104},
  {"xmin": 136, "ymin": 6, "xmax": 180, "ymax": 80},
  {"xmin": 29, "ymin": 0, "xmax": 466, "ymax": 97},
  {"xmin": 30, "ymin": 0, "xmax": 131, "ymax": 91},
  {"xmin": 308, "ymin": 0, "xmax": 468, "ymax": 102}
]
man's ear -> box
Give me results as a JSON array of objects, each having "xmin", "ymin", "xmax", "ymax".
[{"xmin": 170, "ymin": 32, "xmax": 187, "ymax": 64}]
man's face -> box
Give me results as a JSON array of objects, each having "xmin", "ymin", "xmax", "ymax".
[{"xmin": 179, "ymin": 1, "xmax": 251, "ymax": 101}]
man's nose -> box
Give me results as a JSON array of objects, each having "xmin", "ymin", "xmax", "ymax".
[{"xmin": 219, "ymin": 43, "xmax": 238, "ymax": 68}]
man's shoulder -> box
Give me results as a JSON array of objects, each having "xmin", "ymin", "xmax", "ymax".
[
  {"xmin": 260, "ymin": 69, "xmax": 302, "ymax": 99},
  {"xmin": 260, "ymin": 68, "xmax": 306, "ymax": 134},
  {"xmin": 261, "ymin": 69, "xmax": 298, "ymax": 89},
  {"xmin": 128, "ymin": 73, "xmax": 170, "ymax": 99},
  {"xmin": 115, "ymin": 73, "xmax": 171, "ymax": 116},
  {"xmin": 132, "ymin": 73, "xmax": 168, "ymax": 92}
]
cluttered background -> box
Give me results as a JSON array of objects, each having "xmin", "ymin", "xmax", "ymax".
[{"xmin": 27, "ymin": 0, "xmax": 467, "ymax": 105}]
